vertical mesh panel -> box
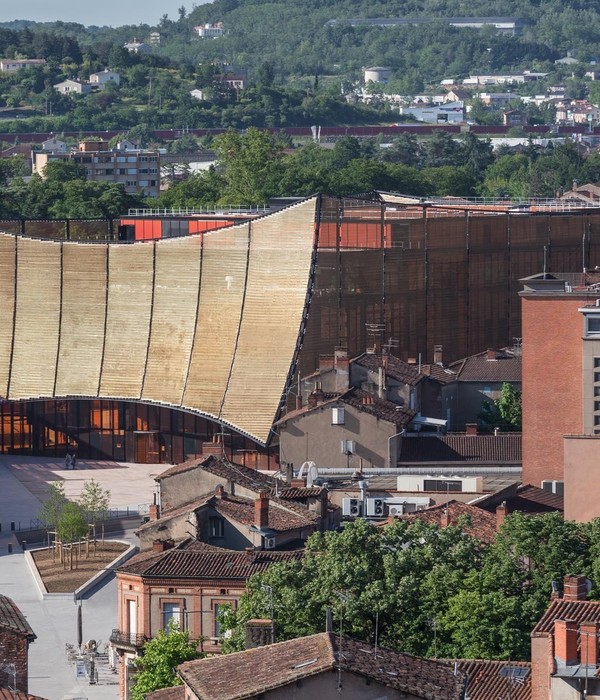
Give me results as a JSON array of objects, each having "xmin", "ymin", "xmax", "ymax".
[
  {"xmin": 142, "ymin": 235, "xmax": 203, "ymax": 406},
  {"xmin": 55, "ymin": 243, "xmax": 107, "ymax": 397},
  {"xmin": 0, "ymin": 233, "xmax": 16, "ymax": 396},
  {"xmin": 99, "ymin": 244, "xmax": 154, "ymax": 398},
  {"xmin": 10, "ymin": 237, "xmax": 61, "ymax": 399}
]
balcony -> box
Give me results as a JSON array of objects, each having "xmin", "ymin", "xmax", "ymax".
[{"xmin": 110, "ymin": 629, "xmax": 147, "ymax": 650}]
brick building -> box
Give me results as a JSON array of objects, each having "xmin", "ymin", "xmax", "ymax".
[
  {"xmin": 111, "ymin": 541, "xmax": 303, "ymax": 699},
  {"xmin": 0, "ymin": 595, "xmax": 36, "ymax": 694},
  {"xmin": 520, "ymin": 272, "xmax": 600, "ymax": 519}
]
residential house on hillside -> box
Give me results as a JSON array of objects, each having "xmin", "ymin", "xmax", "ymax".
[
  {"xmin": 41, "ymin": 137, "xmax": 67, "ymax": 152},
  {"xmin": 89, "ymin": 69, "xmax": 120, "ymax": 89},
  {"xmin": 123, "ymin": 40, "xmax": 151, "ymax": 54},
  {"xmin": 111, "ymin": 541, "xmax": 303, "ymax": 698},
  {"xmin": 156, "ymin": 632, "xmax": 467, "ymax": 700},
  {"xmin": 0, "ymin": 58, "xmax": 45, "ymax": 72},
  {"xmin": 53, "ymin": 78, "xmax": 91, "ymax": 96},
  {"xmin": 194, "ymin": 23, "xmax": 224, "ymax": 38}
]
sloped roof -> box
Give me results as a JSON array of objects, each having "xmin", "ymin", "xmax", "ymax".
[
  {"xmin": 0, "ymin": 595, "xmax": 35, "ymax": 639},
  {"xmin": 448, "ymin": 348, "xmax": 521, "ymax": 382},
  {"xmin": 352, "ymin": 352, "xmax": 456, "ymax": 386},
  {"xmin": 400, "ymin": 500, "xmax": 498, "ymax": 544},
  {"xmin": 146, "ymin": 688, "xmax": 184, "ymax": 700},
  {"xmin": 398, "ymin": 434, "xmax": 522, "ymax": 463},
  {"xmin": 276, "ymin": 387, "xmax": 415, "ymax": 429},
  {"xmin": 472, "ymin": 483, "xmax": 563, "ymax": 513},
  {"xmin": 450, "ymin": 659, "xmax": 531, "ymax": 700},
  {"xmin": 212, "ymin": 492, "xmax": 319, "ymax": 533},
  {"xmin": 0, "ymin": 691, "xmax": 49, "ymax": 700},
  {"xmin": 119, "ymin": 540, "xmax": 303, "ymax": 579},
  {"xmin": 533, "ymin": 598, "xmax": 600, "ymax": 636},
  {"xmin": 178, "ymin": 633, "xmax": 465, "ymax": 700}
]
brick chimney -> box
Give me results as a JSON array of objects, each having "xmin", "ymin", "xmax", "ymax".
[
  {"xmin": 580, "ymin": 621, "xmax": 599, "ymax": 666},
  {"xmin": 496, "ymin": 501, "xmax": 508, "ymax": 530},
  {"xmin": 149, "ymin": 504, "xmax": 160, "ymax": 520},
  {"xmin": 202, "ymin": 434, "xmax": 223, "ymax": 456},
  {"xmin": 486, "ymin": 348, "xmax": 497, "ymax": 361},
  {"xmin": 215, "ymin": 484, "xmax": 226, "ymax": 499},
  {"xmin": 245, "ymin": 546, "xmax": 255, "ymax": 565},
  {"xmin": 554, "ymin": 619, "xmax": 579, "ymax": 665},
  {"xmin": 245, "ymin": 619, "xmax": 274, "ymax": 649},
  {"xmin": 441, "ymin": 506, "xmax": 451, "ymax": 528},
  {"xmin": 334, "ymin": 347, "xmax": 349, "ymax": 392},
  {"xmin": 255, "ymin": 491, "xmax": 269, "ymax": 530},
  {"xmin": 407, "ymin": 358, "xmax": 417, "ymax": 365},
  {"xmin": 465, "ymin": 423, "xmax": 478, "ymax": 436},
  {"xmin": 563, "ymin": 575, "xmax": 588, "ymax": 601},
  {"xmin": 307, "ymin": 386, "xmax": 325, "ymax": 408},
  {"xmin": 152, "ymin": 539, "xmax": 174, "ymax": 553},
  {"xmin": 433, "ymin": 344, "xmax": 443, "ymax": 365}
]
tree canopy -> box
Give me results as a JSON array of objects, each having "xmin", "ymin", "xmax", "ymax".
[{"xmin": 221, "ymin": 514, "xmax": 600, "ymax": 661}]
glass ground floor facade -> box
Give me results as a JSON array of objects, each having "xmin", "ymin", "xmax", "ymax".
[{"xmin": 0, "ymin": 399, "xmax": 277, "ymax": 468}]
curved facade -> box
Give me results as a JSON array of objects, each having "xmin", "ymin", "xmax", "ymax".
[{"xmin": 0, "ymin": 197, "xmax": 318, "ymax": 446}]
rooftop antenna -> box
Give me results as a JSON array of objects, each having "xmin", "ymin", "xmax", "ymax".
[{"xmin": 543, "ymin": 244, "xmax": 548, "ymax": 275}]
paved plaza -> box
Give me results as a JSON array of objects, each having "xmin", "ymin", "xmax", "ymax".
[{"xmin": 0, "ymin": 456, "xmax": 160, "ymax": 700}]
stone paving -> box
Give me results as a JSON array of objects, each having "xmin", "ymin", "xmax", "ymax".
[{"xmin": 0, "ymin": 456, "xmax": 160, "ymax": 700}]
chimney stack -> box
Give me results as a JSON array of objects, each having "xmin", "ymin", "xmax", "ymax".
[
  {"xmin": 563, "ymin": 575, "xmax": 588, "ymax": 601},
  {"xmin": 152, "ymin": 539, "xmax": 174, "ymax": 553},
  {"xmin": 496, "ymin": 501, "xmax": 508, "ymax": 530},
  {"xmin": 554, "ymin": 619, "xmax": 579, "ymax": 665},
  {"xmin": 215, "ymin": 484, "xmax": 226, "ymax": 499},
  {"xmin": 441, "ymin": 506, "xmax": 451, "ymax": 528},
  {"xmin": 245, "ymin": 619, "xmax": 275, "ymax": 649},
  {"xmin": 486, "ymin": 348, "xmax": 497, "ymax": 361},
  {"xmin": 465, "ymin": 423, "xmax": 478, "ymax": 436},
  {"xmin": 308, "ymin": 385, "xmax": 324, "ymax": 408},
  {"xmin": 255, "ymin": 491, "xmax": 269, "ymax": 530},
  {"xmin": 245, "ymin": 546, "xmax": 255, "ymax": 565},
  {"xmin": 581, "ymin": 622, "xmax": 599, "ymax": 666},
  {"xmin": 149, "ymin": 503, "xmax": 160, "ymax": 520},
  {"xmin": 433, "ymin": 344, "xmax": 443, "ymax": 366}
]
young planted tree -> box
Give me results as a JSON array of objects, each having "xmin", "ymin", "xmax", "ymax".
[
  {"xmin": 131, "ymin": 624, "xmax": 201, "ymax": 699},
  {"xmin": 39, "ymin": 481, "xmax": 68, "ymax": 528},
  {"xmin": 79, "ymin": 479, "xmax": 110, "ymax": 555},
  {"xmin": 56, "ymin": 501, "xmax": 88, "ymax": 570}
]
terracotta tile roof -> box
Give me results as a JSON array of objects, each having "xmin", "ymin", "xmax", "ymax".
[
  {"xmin": 449, "ymin": 659, "xmax": 531, "ymax": 700},
  {"xmin": 448, "ymin": 348, "xmax": 522, "ymax": 382},
  {"xmin": 400, "ymin": 500, "xmax": 498, "ymax": 544},
  {"xmin": 146, "ymin": 687, "xmax": 185, "ymax": 700},
  {"xmin": 195, "ymin": 455, "xmax": 277, "ymax": 492},
  {"xmin": 398, "ymin": 434, "xmax": 522, "ymax": 463},
  {"xmin": 277, "ymin": 388, "xmax": 415, "ymax": 429},
  {"xmin": 135, "ymin": 492, "xmax": 215, "ymax": 533},
  {"xmin": 0, "ymin": 691, "xmax": 49, "ymax": 700},
  {"xmin": 342, "ymin": 388, "xmax": 416, "ymax": 427},
  {"xmin": 178, "ymin": 633, "xmax": 465, "ymax": 700},
  {"xmin": 352, "ymin": 352, "xmax": 424, "ymax": 386},
  {"xmin": 278, "ymin": 486, "xmax": 324, "ymax": 499},
  {"xmin": 119, "ymin": 540, "xmax": 303, "ymax": 579},
  {"xmin": 213, "ymin": 493, "xmax": 319, "ymax": 533},
  {"xmin": 352, "ymin": 352, "xmax": 457, "ymax": 386},
  {"xmin": 155, "ymin": 458, "xmax": 200, "ymax": 480},
  {"xmin": 0, "ymin": 595, "xmax": 35, "ymax": 639},
  {"xmin": 533, "ymin": 598, "xmax": 600, "ymax": 636},
  {"xmin": 471, "ymin": 483, "xmax": 563, "ymax": 513}
]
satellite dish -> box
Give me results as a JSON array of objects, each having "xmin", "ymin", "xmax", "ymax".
[{"xmin": 299, "ymin": 461, "xmax": 317, "ymax": 486}]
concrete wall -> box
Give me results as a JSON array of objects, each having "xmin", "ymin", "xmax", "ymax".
[
  {"xmin": 279, "ymin": 401, "xmax": 398, "ymax": 469},
  {"xmin": 564, "ymin": 435, "xmax": 600, "ymax": 521},
  {"xmin": 160, "ymin": 467, "xmax": 259, "ymax": 512},
  {"xmin": 445, "ymin": 381, "xmax": 521, "ymax": 430},
  {"xmin": 522, "ymin": 295, "xmax": 584, "ymax": 485}
]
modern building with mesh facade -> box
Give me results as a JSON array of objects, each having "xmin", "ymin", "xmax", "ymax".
[{"xmin": 0, "ymin": 192, "xmax": 599, "ymax": 465}]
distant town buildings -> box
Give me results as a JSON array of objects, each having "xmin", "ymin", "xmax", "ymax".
[
  {"xmin": 33, "ymin": 139, "xmax": 160, "ymax": 196},
  {"xmin": 53, "ymin": 78, "xmax": 92, "ymax": 96},
  {"xmin": 89, "ymin": 68, "xmax": 121, "ymax": 89},
  {"xmin": 327, "ymin": 16, "xmax": 525, "ymax": 35}
]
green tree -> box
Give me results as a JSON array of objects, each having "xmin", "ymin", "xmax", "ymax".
[
  {"xmin": 131, "ymin": 624, "xmax": 201, "ymax": 699},
  {"xmin": 56, "ymin": 501, "xmax": 88, "ymax": 544},
  {"xmin": 78, "ymin": 479, "xmax": 110, "ymax": 526},
  {"xmin": 39, "ymin": 481, "xmax": 68, "ymax": 528},
  {"xmin": 479, "ymin": 382, "xmax": 522, "ymax": 431}
]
